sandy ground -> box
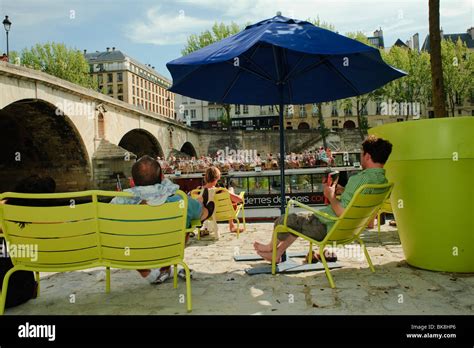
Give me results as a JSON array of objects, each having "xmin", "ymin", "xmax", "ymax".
[{"xmin": 5, "ymin": 222, "xmax": 474, "ymax": 315}]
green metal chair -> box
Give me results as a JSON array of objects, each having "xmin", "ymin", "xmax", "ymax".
[
  {"xmin": 0, "ymin": 190, "xmax": 192, "ymax": 314},
  {"xmin": 272, "ymin": 183, "xmax": 394, "ymax": 288}
]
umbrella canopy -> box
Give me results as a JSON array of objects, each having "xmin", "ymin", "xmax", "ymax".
[
  {"xmin": 167, "ymin": 15, "xmax": 405, "ymax": 105},
  {"xmin": 167, "ymin": 15, "xmax": 406, "ymax": 215}
]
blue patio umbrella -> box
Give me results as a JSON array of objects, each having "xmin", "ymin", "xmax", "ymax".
[{"xmin": 167, "ymin": 14, "xmax": 405, "ymax": 217}]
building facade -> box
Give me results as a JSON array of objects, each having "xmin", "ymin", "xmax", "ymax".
[{"xmin": 85, "ymin": 48, "xmax": 175, "ymax": 120}]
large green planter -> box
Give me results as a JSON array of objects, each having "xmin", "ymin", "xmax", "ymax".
[{"xmin": 369, "ymin": 117, "xmax": 473, "ymax": 272}]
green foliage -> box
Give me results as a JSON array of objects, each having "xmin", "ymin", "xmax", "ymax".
[
  {"xmin": 182, "ymin": 22, "xmax": 243, "ymax": 56},
  {"xmin": 15, "ymin": 42, "xmax": 96, "ymax": 89},
  {"xmin": 307, "ymin": 17, "xmax": 336, "ymax": 32},
  {"xmin": 441, "ymin": 38, "xmax": 474, "ymax": 116}
]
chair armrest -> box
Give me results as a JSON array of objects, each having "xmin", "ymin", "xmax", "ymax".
[{"xmin": 285, "ymin": 199, "xmax": 339, "ymax": 226}]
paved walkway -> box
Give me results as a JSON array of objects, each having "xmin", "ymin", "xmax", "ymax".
[{"xmin": 6, "ymin": 223, "xmax": 473, "ymax": 315}]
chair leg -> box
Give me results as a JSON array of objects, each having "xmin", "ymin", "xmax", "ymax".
[
  {"xmin": 319, "ymin": 245, "xmax": 336, "ymax": 288},
  {"xmin": 359, "ymin": 239, "xmax": 375, "ymax": 272},
  {"xmin": 106, "ymin": 267, "xmax": 111, "ymax": 293},
  {"xmin": 271, "ymin": 228, "xmax": 280, "ymax": 275},
  {"xmin": 241, "ymin": 207, "xmax": 246, "ymax": 232},
  {"xmin": 179, "ymin": 262, "xmax": 192, "ymax": 312},
  {"xmin": 35, "ymin": 272, "xmax": 40, "ymax": 297},
  {"xmin": 1, "ymin": 267, "xmax": 17, "ymax": 315},
  {"xmin": 197, "ymin": 226, "xmax": 201, "ymax": 241},
  {"xmin": 308, "ymin": 242, "xmax": 313, "ymax": 264},
  {"xmin": 173, "ymin": 264, "xmax": 178, "ymax": 289},
  {"xmin": 235, "ymin": 218, "xmax": 240, "ymax": 239},
  {"xmin": 377, "ymin": 210, "xmax": 381, "ymax": 241}
]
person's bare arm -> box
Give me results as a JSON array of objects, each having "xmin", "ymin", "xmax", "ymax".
[
  {"xmin": 323, "ymin": 184, "xmax": 345, "ymax": 217},
  {"xmin": 229, "ymin": 192, "xmax": 243, "ymax": 204}
]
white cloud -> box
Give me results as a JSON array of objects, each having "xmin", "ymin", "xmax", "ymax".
[{"xmin": 126, "ymin": 6, "xmax": 215, "ymax": 45}]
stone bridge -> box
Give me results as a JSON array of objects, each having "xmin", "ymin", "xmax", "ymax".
[
  {"xmin": 0, "ymin": 62, "xmax": 362, "ymax": 192},
  {"xmin": 0, "ymin": 62, "xmax": 200, "ymax": 191}
]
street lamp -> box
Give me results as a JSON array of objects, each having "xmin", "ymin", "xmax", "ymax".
[{"xmin": 3, "ymin": 16, "xmax": 11, "ymax": 61}]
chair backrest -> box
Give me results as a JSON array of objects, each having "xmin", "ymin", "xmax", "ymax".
[
  {"xmin": 0, "ymin": 191, "xmax": 101, "ymax": 271},
  {"xmin": 0, "ymin": 190, "xmax": 188, "ymax": 271},
  {"xmin": 97, "ymin": 190, "xmax": 188, "ymax": 268},
  {"xmin": 190, "ymin": 188, "xmax": 236, "ymax": 222},
  {"xmin": 326, "ymin": 183, "xmax": 393, "ymax": 242}
]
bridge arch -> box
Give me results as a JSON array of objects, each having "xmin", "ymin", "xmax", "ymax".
[
  {"xmin": 118, "ymin": 129, "xmax": 164, "ymax": 159},
  {"xmin": 180, "ymin": 142, "xmax": 197, "ymax": 158},
  {"xmin": 0, "ymin": 99, "xmax": 91, "ymax": 192}
]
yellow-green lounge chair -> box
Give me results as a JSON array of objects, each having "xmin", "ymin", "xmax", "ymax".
[
  {"xmin": 191, "ymin": 188, "xmax": 246, "ymax": 239},
  {"xmin": 273, "ymin": 183, "xmax": 393, "ymax": 288},
  {"xmin": 0, "ymin": 190, "xmax": 192, "ymax": 314}
]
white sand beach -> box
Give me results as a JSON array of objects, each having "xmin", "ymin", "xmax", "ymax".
[{"xmin": 5, "ymin": 223, "xmax": 474, "ymax": 315}]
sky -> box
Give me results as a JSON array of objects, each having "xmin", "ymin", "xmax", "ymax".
[{"xmin": 0, "ymin": 0, "xmax": 472, "ymax": 79}]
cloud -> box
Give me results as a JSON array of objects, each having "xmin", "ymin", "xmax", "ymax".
[{"xmin": 126, "ymin": 6, "xmax": 214, "ymax": 45}]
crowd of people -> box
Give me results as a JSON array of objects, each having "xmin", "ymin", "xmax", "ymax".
[{"xmin": 158, "ymin": 147, "xmax": 336, "ymax": 174}]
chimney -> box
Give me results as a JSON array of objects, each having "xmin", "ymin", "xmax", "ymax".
[
  {"xmin": 106, "ymin": 47, "xmax": 110, "ymax": 52},
  {"xmin": 112, "ymin": 47, "xmax": 115, "ymax": 51},
  {"xmin": 83, "ymin": 49, "xmax": 87, "ymax": 55},
  {"xmin": 440, "ymin": 28, "xmax": 444, "ymax": 38},
  {"xmin": 468, "ymin": 27, "xmax": 474, "ymax": 40}
]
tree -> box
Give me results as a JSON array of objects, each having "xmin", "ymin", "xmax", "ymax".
[
  {"xmin": 182, "ymin": 22, "xmax": 244, "ymax": 146},
  {"xmin": 342, "ymin": 32, "xmax": 376, "ymax": 139},
  {"xmin": 11, "ymin": 42, "xmax": 96, "ymax": 89},
  {"xmin": 381, "ymin": 46, "xmax": 431, "ymax": 120},
  {"xmin": 441, "ymin": 38, "xmax": 474, "ymax": 116},
  {"xmin": 307, "ymin": 18, "xmax": 336, "ymax": 148},
  {"xmin": 428, "ymin": 0, "xmax": 447, "ymax": 117}
]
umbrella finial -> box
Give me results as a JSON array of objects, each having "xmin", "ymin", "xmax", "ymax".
[{"xmin": 276, "ymin": 11, "xmax": 282, "ymax": 16}]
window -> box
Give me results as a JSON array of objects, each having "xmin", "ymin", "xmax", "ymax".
[
  {"xmin": 190, "ymin": 109, "xmax": 196, "ymax": 119},
  {"xmin": 455, "ymin": 93, "xmax": 462, "ymax": 106},
  {"xmin": 243, "ymin": 105, "xmax": 249, "ymax": 114},
  {"xmin": 235, "ymin": 104, "xmax": 241, "ymax": 115},
  {"xmin": 118, "ymin": 95, "xmax": 123, "ymax": 101},
  {"xmin": 141, "ymin": 90, "xmax": 143, "ymax": 98},
  {"xmin": 133, "ymin": 97, "xmax": 135, "ymax": 104},
  {"xmin": 98, "ymin": 75, "xmax": 103, "ymax": 85},
  {"xmin": 117, "ymin": 72, "xmax": 123, "ymax": 82},
  {"xmin": 107, "ymin": 86, "xmax": 113, "ymax": 95},
  {"xmin": 332, "ymin": 119, "xmax": 338, "ymax": 127},
  {"xmin": 397, "ymin": 118, "xmax": 404, "ymax": 122},
  {"xmin": 132, "ymin": 86, "xmax": 135, "ymax": 95},
  {"xmin": 361, "ymin": 104, "xmax": 368, "ymax": 116},
  {"xmin": 132, "ymin": 75, "xmax": 135, "ymax": 84},
  {"xmin": 117, "ymin": 84, "xmax": 123, "ymax": 94},
  {"xmin": 312, "ymin": 103, "xmax": 319, "ymax": 116},
  {"xmin": 376, "ymin": 100, "xmax": 382, "ymax": 114},
  {"xmin": 331, "ymin": 102, "xmax": 338, "ymax": 116},
  {"xmin": 344, "ymin": 106, "xmax": 352, "ymax": 116},
  {"xmin": 140, "ymin": 79, "xmax": 143, "ymax": 87},
  {"xmin": 299, "ymin": 105, "xmax": 306, "ymax": 117},
  {"xmin": 269, "ymin": 105, "xmax": 274, "ymax": 114},
  {"xmin": 107, "ymin": 73, "xmax": 113, "ymax": 83}
]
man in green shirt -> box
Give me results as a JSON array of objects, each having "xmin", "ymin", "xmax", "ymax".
[{"xmin": 254, "ymin": 135, "xmax": 392, "ymax": 263}]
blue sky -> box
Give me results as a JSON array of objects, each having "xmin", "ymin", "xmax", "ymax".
[{"xmin": 0, "ymin": 0, "xmax": 472, "ymax": 79}]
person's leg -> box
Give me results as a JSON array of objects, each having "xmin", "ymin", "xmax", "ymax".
[
  {"xmin": 254, "ymin": 213, "xmax": 302, "ymax": 255},
  {"xmin": 255, "ymin": 234, "xmax": 298, "ymax": 262}
]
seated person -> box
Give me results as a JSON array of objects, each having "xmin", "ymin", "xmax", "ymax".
[
  {"xmin": 111, "ymin": 155, "xmax": 215, "ymax": 284},
  {"xmin": 201, "ymin": 166, "xmax": 244, "ymax": 234},
  {"xmin": 0, "ymin": 175, "xmax": 56, "ymax": 309},
  {"xmin": 254, "ymin": 136, "xmax": 392, "ymax": 263}
]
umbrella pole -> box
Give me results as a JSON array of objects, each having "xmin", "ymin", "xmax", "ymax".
[{"xmin": 278, "ymin": 87, "xmax": 287, "ymax": 262}]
